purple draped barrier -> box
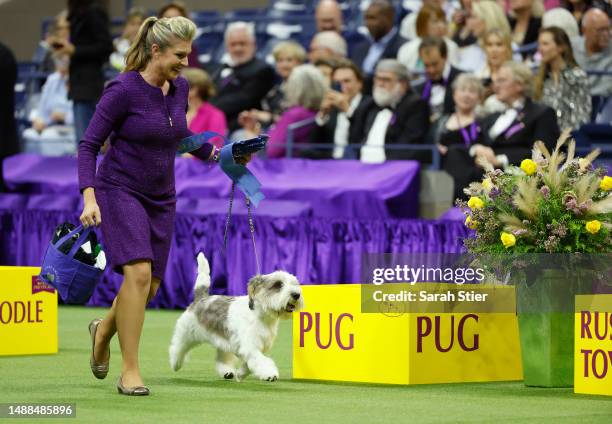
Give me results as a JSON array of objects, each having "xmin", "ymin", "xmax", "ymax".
[
  {"xmin": 0, "ymin": 193, "xmax": 469, "ymax": 309},
  {"xmin": 3, "ymin": 154, "xmax": 420, "ymax": 218},
  {"xmin": 439, "ymin": 207, "xmax": 465, "ymax": 221}
]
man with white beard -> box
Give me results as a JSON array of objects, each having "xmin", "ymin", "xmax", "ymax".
[{"xmin": 348, "ymin": 59, "xmax": 430, "ymax": 163}]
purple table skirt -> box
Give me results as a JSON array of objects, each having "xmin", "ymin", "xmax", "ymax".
[
  {"xmin": 3, "ymin": 154, "xmax": 420, "ymax": 218},
  {"xmin": 0, "ymin": 193, "xmax": 468, "ymax": 309}
]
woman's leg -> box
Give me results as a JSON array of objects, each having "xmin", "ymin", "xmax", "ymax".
[
  {"xmin": 115, "ymin": 260, "xmax": 152, "ymax": 387},
  {"xmin": 93, "ymin": 276, "xmax": 160, "ymax": 365}
]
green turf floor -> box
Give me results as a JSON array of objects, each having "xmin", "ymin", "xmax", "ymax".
[{"xmin": 1, "ymin": 306, "xmax": 611, "ymax": 424}]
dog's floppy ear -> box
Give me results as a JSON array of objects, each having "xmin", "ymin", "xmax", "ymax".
[{"xmin": 247, "ymin": 275, "xmax": 266, "ymax": 310}]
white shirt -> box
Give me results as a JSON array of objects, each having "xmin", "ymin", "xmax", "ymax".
[
  {"xmin": 487, "ymin": 99, "xmax": 525, "ymax": 140},
  {"xmin": 332, "ymin": 94, "xmax": 362, "ymax": 159},
  {"xmin": 361, "ymin": 108, "xmax": 394, "ymax": 163}
]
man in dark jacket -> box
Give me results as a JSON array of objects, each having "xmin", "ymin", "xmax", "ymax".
[
  {"xmin": 349, "ymin": 59, "xmax": 430, "ymax": 163},
  {"xmin": 0, "ymin": 42, "xmax": 18, "ymax": 192},
  {"xmin": 207, "ymin": 22, "xmax": 275, "ymax": 132},
  {"xmin": 53, "ymin": 0, "xmax": 113, "ymax": 143},
  {"xmin": 412, "ymin": 37, "xmax": 463, "ymax": 123},
  {"xmin": 350, "ymin": 0, "xmax": 406, "ymax": 94},
  {"xmin": 309, "ymin": 59, "xmax": 371, "ymax": 159}
]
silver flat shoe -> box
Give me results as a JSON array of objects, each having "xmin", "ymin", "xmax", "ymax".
[
  {"xmin": 117, "ymin": 376, "xmax": 150, "ymax": 396},
  {"xmin": 88, "ymin": 318, "xmax": 109, "ymax": 379}
]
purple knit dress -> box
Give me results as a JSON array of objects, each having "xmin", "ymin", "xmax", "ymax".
[{"xmin": 78, "ymin": 71, "xmax": 213, "ymax": 280}]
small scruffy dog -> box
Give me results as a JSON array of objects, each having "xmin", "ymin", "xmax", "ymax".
[{"xmin": 169, "ymin": 253, "xmax": 304, "ymax": 381}]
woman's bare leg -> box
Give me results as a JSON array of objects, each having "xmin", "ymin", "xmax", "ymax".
[
  {"xmin": 114, "ymin": 261, "xmax": 152, "ymax": 387},
  {"xmin": 93, "ymin": 276, "xmax": 160, "ymax": 364}
]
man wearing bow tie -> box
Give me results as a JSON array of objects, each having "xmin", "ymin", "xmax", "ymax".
[
  {"xmin": 348, "ymin": 59, "xmax": 430, "ymax": 163},
  {"xmin": 413, "ymin": 36, "xmax": 463, "ymax": 123},
  {"xmin": 207, "ymin": 22, "xmax": 275, "ymax": 132}
]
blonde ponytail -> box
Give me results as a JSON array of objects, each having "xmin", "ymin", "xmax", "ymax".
[{"xmin": 124, "ymin": 16, "xmax": 196, "ymax": 72}]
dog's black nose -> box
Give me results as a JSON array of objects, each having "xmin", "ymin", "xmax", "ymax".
[{"xmin": 291, "ymin": 292, "xmax": 301, "ymax": 300}]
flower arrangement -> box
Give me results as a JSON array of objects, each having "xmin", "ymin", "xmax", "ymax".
[{"xmin": 457, "ymin": 131, "xmax": 612, "ymax": 254}]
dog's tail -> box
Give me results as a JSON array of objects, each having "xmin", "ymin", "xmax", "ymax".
[{"xmin": 193, "ymin": 252, "xmax": 211, "ymax": 302}]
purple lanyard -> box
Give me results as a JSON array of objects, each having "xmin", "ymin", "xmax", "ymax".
[
  {"xmin": 459, "ymin": 122, "xmax": 479, "ymax": 147},
  {"xmin": 502, "ymin": 108, "xmax": 525, "ymax": 139},
  {"xmin": 421, "ymin": 78, "xmax": 447, "ymax": 101}
]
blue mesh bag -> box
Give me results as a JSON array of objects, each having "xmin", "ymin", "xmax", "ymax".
[{"xmin": 39, "ymin": 224, "xmax": 103, "ymax": 304}]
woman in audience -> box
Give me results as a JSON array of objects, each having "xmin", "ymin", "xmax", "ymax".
[
  {"xmin": 433, "ymin": 74, "xmax": 485, "ymax": 199},
  {"xmin": 247, "ymin": 41, "xmax": 306, "ymax": 129},
  {"xmin": 508, "ymin": 0, "xmax": 543, "ymax": 58},
  {"xmin": 23, "ymin": 54, "xmax": 75, "ymax": 156},
  {"xmin": 182, "ymin": 67, "xmax": 227, "ymax": 145},
  {"xmin": 534, "ymin": 26, "xmax": 591, "ymax": 130},
  {"xmin": 476, "ymin": 28, "xmax": 514, "ymax": 115},
  {"xmin": 459, "ymin": 1, "xmax": 512, "ymax": 72},
  {"xmin": 397, "ymin": 4, "xmax": 460, "ymax": 74},
  {"xmin": 110, "ymin": 8, "xmax": 146, "ymax": 71},
  {"xmin": 241, "ymin": 64, "xmax": 328, "ymax": 158}
]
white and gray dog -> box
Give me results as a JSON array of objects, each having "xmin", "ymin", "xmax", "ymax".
[{"xmin": 169, "ymin": 253, "xmax": 304, "ymax": 381}]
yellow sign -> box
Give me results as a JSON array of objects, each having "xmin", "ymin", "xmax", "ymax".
[
  {"xmin": 574, "ymin": 294, "xmax": 612, "ymax": 396},
  {"xmin": 292, "ymin": 284, "xmax": 522, "ymax": 385},
  {"xmin": 0, "ymin": 266, "xmax": 58, "ymax": 356}
]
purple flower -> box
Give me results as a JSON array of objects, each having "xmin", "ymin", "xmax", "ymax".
[
  {"xmin": 512, "ymin": 229, "xmax": 528, "ymax": 236},
  {"xmin": 489, "ymin": 187, "xmax": 501, "ymax": 198},
  {"xmin": 565, "ymin": 198, "xmax": 577, "ymax": 211},
  {"xmin": 578, "ymin": 200, "xmax": 592, "ymax": 213},
  {"xmin": 540, "ymin": 185, "xmax": 550, "ymax": 198}
]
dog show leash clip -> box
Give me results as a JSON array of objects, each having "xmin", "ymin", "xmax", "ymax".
[
  {"xmin": 222, "ymin": 182, "xmax": 261, "ymax": 275},
  {"xmin": 178, "ymin": 131, "xmax": 266, "ymax": 274},
  {"xmin": 178, "ymin": 132, "xmax": 267, "ymax": 207}
]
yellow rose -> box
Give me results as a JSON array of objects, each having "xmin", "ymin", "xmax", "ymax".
[
  {"xmin": 465, "ymin": 216, "xmax": 478, "ymax": 229},
  {"xmin": 520, "ymin": 159, "xmax": 537, "ymax": 176},
  {"xmin": 586, "ymin": 220, "xmax": 601, "ymax": 234},
  {"xmin": 500, "ymin": 232, "xmax": 516, "ymax": 248},
  {"xmin": 600, "ymin": 176, "xmax": 612, "ymax": 191},
  {"xmin": 468, "ymin": 196, "xmax": 484, "ymax": 210},
  {"xmin": 482, "ymin": 178, "xmax": 493, "ymax": 193}
]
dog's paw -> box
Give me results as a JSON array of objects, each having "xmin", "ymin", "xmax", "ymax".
[
  {"xmin": 223, "ymin": 372, "xmax": 234, "ymax": 379},
  {"xmin": 263, "ymin": 375, "xmax": 278, "ymax": 382}
]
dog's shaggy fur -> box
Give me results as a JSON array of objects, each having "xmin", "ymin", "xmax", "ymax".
[{"xmin": 169, "ymin": 253, "xmax": 304, "ymax": 381}]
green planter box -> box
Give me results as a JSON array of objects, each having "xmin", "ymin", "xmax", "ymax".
[
  {"xmin": 516, "ymin": 269, "xmax": 584, "ymax": 387},
  {"xmin": 517, "ymin": 312, "xmax": 574, "ymax": 387}
]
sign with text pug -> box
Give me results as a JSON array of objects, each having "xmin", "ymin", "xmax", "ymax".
[
  {"xmin": 0, "ymin": 267, "xmax": 57, "ymax": 356},
  {"xmin": 292, "ymin": 283, "xmax": 522, "ymax": 385},
  {"xmin": 575, "ymin": 294, "xmax": 612, "ymax": 397}
]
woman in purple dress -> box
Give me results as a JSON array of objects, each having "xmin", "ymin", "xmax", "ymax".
[{"xmin": 78, "ymin": 16, "xmax": 216, "ymax": 396}]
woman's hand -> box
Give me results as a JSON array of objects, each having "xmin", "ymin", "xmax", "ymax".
[
  {"xmin": 437, "ymin": 144, "xmax": 448, "ymax": 155},
  {"xmin": 80, "ymin": 187, "xmax": 101, "ymax": 228},
  {"xmin": 32, "ymin": 118, "xmax": 46, "ymax": 133}
]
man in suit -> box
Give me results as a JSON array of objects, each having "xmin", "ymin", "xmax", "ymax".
[
  {"xmin": 315, "ymin": 0, "xmax": 343, "ymax": 33},
  {"xmin": 476, "ymin": 61, "xmax": 559, "ymax": 168},
  {"xmin": 208, "ymin": 22, "xmax": 275, "ymax": 132},
  {"xmin": 349, "ymin": 59, "xmax": 430, "ymax": 163},
  {"xmin": 350, "ymin": 0, "xmax": 407, "ymax": 94},
  {"xmin": 413, "ymin": 36, "xmax": 463, "ymax": 123},
  {"xmin": 309, "ymin": 59, "xmax": 371, "ymax": 159}
]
